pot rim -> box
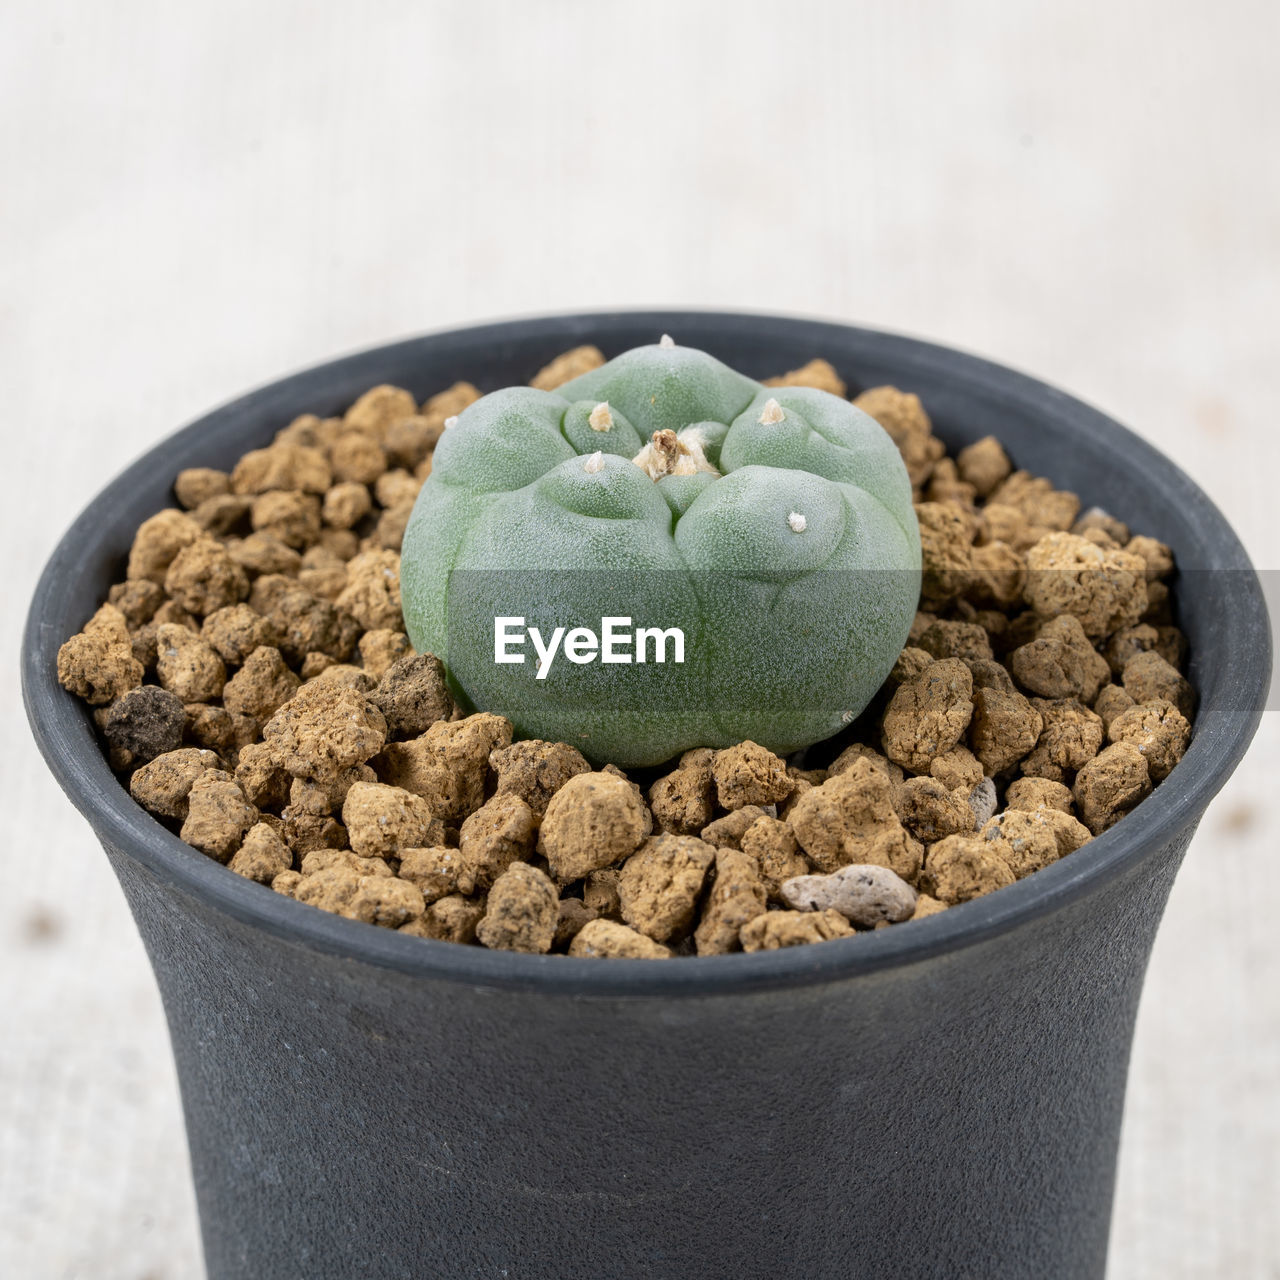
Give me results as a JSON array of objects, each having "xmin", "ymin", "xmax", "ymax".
[{"xmin": 22, "ymin": 309, "xmax": 1273, "ymax": 997}]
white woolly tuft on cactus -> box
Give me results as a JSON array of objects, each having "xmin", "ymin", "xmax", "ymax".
[
  {"xmin": 758, "ymin": 398, "xmax": 785, "ymax": 425},
  {"xmin": 630, "ymin": 428, "xmax": 720, "ymax": 481}
]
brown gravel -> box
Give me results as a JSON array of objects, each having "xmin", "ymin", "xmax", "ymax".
[{"xmin": 57, "ymin": 350, "xmax": 1196, "ymax": 957}]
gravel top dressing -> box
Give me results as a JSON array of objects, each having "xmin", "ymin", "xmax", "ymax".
[{"xmin": 56, "ymin": 339, "xmax": 1195, "ymax": 958}]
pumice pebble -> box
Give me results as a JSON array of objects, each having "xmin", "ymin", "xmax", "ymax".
[
  {"xmin": 967, "ymin": 777, "xmax": 999, "ymax": 828},
  {"xmin": 781, "ymin": 864, "xmax": 918, "ymax": 927}
]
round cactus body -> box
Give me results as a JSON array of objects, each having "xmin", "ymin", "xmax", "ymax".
[{"xmin": 400, "ymin": 341, "xmax": 921, "ymax": 767}]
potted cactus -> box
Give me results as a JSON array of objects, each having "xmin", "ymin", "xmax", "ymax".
[
  {"xmin": 403, "ymin": 339, "xmax": 920, "ymax": 764},
  {"xmin": 23, "ymin": 312, "xmax": 1271, "ymax": 1279}
]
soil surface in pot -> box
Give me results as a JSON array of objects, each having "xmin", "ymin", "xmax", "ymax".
[{"xmin": 55, "ymin": 342, "xmax": 1196, "ymax": 957}]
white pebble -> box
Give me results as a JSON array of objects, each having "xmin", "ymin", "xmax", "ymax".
[{"xmin": 782, "ymin": 864, "xmax": 917, "ymax": 927}]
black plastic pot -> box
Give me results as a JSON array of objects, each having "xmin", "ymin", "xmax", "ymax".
[{"xmin": 23, "ymin": 312, "xmax": 1271, "ymax": 1280}]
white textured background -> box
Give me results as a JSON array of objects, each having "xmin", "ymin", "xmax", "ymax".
[{"xmin": 2, "ymin": 2, "xmax": 1277, "ymax": 1277}]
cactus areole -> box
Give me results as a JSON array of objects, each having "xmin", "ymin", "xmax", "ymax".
[{"xmin": 400, "ymin": 341, "xmax": 922, "ymax": 767}]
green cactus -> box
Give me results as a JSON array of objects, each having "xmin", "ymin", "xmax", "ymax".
[{"xmin": 400, "ymin": 339, "xmax": 921, "ymax": 767}]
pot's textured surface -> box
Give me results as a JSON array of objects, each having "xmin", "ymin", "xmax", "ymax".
[
  {"xmin": 24, "ymin": 313, "xmax": 1272, "ymax": 1280},
  {"xmin": 110, "ymin": 828, "xmax": 1188, "ymax": 1280}
]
